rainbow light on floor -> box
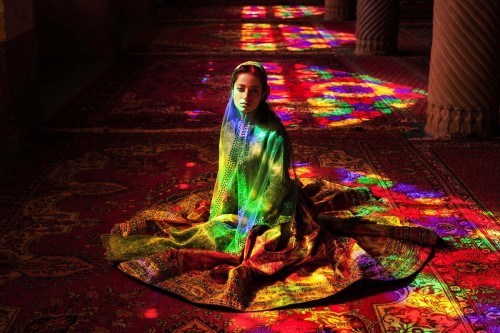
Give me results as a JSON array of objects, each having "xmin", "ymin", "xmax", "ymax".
[
  {"xmin": 241, "ymin": 5, "xmax": 325, "ymax": 19},
  {"xmin": 279, "ymin": 25, "xmax": 355, "ymax": 51},
  {"xmin": 257, "ymin": 62, "xmax": 427, "ymax": 128},
  {"xmin": 240, "ymin": 23, "xmax": 277, "ymax": 51},
  {"xmin": 239, "ymin": 23, "xmax": 355, "ymax": 52},
  {"xmin": 273, "ymin": 5, "xmax": 325, "ymax": 19},
  {"xmin": 242, "ymin": 6, "xmax": 267, "ymax": 18},
  {"xmin": 328, "ymin": 167, "xmax": 486, "ymax": 238},
  {"xmin": 265, "ymin": 63, "xmax": 290, "ymax": 103}
]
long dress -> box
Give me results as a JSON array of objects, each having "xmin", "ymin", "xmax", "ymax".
[{"xmin": 101, "ymin": 98, "xmax": 438, "ymax": 311}]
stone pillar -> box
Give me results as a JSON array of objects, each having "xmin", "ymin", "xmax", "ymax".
[
  {"xmin": 425, "ymin": 0, "xmax": 500, "ymax": 138},
  {"xmin": 325, "ymin": 0, "xmax": 356, "ymax": 21},
  {"xmin": 0, "ymin": 0, "xmax": 40, "ymax": 143},
  {"xmin": 355, "ymin": 0, "xmax": 399, "ymax": 55}
]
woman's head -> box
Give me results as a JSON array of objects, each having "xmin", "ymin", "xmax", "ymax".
[{"xmin": 231, "ymin": 61, "xmax": 270, "ymax": 115}]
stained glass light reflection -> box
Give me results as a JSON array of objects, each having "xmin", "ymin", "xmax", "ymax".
[
  {"xmin": 280, "ymin": 25, "xmax": 355, "ymax": 51},
  {"xmin": 240, "ymin": 24, "xmax": 277, "ymax": 51},
  {"xmin": 259, "ymin": 62, "xmax": 428, "ymax": 128},
  {"xmin": 273, "ymin": 5, "xmax": 325, "ymax": 19},
  {"xmin": 240, "ymin": 23, "xmax": 354, "ymax": 52},
  {"xmin": 242, "ymin": 6, "xmax": 267, "ymax": 19},
  {"xmin": 241, "ymin": 5, "xmax": 325, "ymax": 19}
]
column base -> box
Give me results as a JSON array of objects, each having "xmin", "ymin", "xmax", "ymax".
[
  {"xmin": 425, "ymin": 104, "xmax": 497, "ymax": 139},
  {"xmin": 355, "ymin": 37, "xmax": 397, "ymax": 55}
]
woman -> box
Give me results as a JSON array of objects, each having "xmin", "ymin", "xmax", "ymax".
[{"xmin": 102, "ymin": 61, "xmax": 438, "ymax": 311}]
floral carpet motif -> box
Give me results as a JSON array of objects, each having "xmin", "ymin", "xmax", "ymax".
[{"xmin": 1, "ymin": 131, "xmax": 498, "ymax": 332}]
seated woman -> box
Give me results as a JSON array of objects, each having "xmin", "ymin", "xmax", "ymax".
[{"xmin": 102, "ymin": 61, "xmax": 438, "ymax": 311}]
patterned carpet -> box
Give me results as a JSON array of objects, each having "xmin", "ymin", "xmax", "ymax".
[
  {"xmin": 1, "ymin": 131, "xmax": 498, "ymax": 332},
  {"xmin": 1, "ymin": 0, "xmax": 499, "ymax": 332}
]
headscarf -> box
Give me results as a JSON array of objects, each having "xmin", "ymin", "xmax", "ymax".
[{"xmin": 209, "ymin": 61, "xmax": 296, "ymax": 253}]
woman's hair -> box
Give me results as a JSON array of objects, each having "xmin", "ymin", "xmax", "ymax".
[
  {"xmin": 231, "ymin": 61, "xmax": 294, "ymax": 177},
  {"xmin": 231, "ymin": 61, "xmax": 270, "ymax": 101}
]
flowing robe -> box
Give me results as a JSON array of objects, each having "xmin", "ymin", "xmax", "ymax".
[{"xmin": 102, "ymin": 98, "xmax": 437, "ymax": 311}]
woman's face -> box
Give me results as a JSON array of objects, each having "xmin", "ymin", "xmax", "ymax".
[{"xmin": 233, "ymin": 73, "xmax": 264, "ymax": 114}]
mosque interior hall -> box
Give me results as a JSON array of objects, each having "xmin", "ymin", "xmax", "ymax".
[{"xmin": 0, "ymin": 0, "xmax": 499, "ymax": 332}]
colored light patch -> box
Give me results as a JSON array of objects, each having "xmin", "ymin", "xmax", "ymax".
[
  {"xmin": 241, "ymin": 6, "xmax": 267, "ymax": 18},
  {"xmin": 227, "ymin": 62, "xmax": 427, "ymax": 128},
  {"xmin": 356, "ymin": 174, "xmax": 394, "ymax": 188},
  {"xmin": 267, "ymin": 73, "xmax": 290, "ymax": 102},
  {"xmin": 297, "ymin": 67, "xmax": 334, "ymax": 80},
  {"xmin": 310, "ymin": 107, "xmax": 353, "ymax": 117},
  {"xmin": 413, "ymin": 197, "xmax": 446, "ymax": 205},
  {"xmin": 143, "ymin": 308, "xmax": 158, "ymax": 319},
  {"xmin": 240, "ymin": 23, "xmax": 354, "ymax": 52},
  {"xmin": 392, "ymin": 184, "xmax": 446, "ymax": 200},
  {"xmin": 273, "ymin": 5, "xmax": 325, "ymax": 19},
  {"xmin": 334, "ymin": 168, "xmax": 363, "ymax": 183},
  {"xmin": 355, "ymin": 205, "xmax": 388, "ymax": 215},
  {"xmin": 403, "ymin": 273, "xmax": 463, "ymax": 321},
  {"xmin": 319, "ymin": 117, "xmax": 364, "ymax": 128},
  {"xmin": 307, "ymin": 98, "xmax": 351, "ymax": 108},
  {"xmin": 293, "ymin": 162, "xmax": 310, "ymax": 167},
  {"xmin": 275, "ymin": 110, "xmax": 299, "ymax": 127},
  {"xmin": 185, "ymin": 110, "xmax": 203, "ymax": 117},
  {"xmin": 407, "ymin": 191, "xmax": 445, "ymax": 199},
  {"xmin": 294, "ymin": 166, "xmax": 318, "ymax": 178},
  {"xmin": 279, "ymin": 25, "xmax": 354, "ymax": 51},
  {"xmin": 317, "ymin": 29, "xmax": 356, "ymax": 47},
  {"xmin": 240, "ymin": 24, "xmax": 277, "ymax": 51},
  {"xmin": 422, "ymin": 208, "xmax": 453, "ymax": 217}
]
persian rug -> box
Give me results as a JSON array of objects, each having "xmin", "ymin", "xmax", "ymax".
[
  {"xmin": 47, "ymin": 55, "xmax": 429, "ymax": 134},
  {"xmin": 0, "ymin": 130, "xmax": 498, "ymax": 332},
  {"xmin": 411, "ymin": 139, "xmax": 500, "ymax": 218},
  {"xmin": 124, "ymin": 20, "xmax": 355, "ymax": 56}
]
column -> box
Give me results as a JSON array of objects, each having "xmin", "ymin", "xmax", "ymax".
[
  {"xmin": 325, "ymin": 0, "xmax": 356, "ymax": 21},
  {"xmin": 0, "ymin": 0, "xmax": 40, "ymax": 143},
  {"xmin": 425, "ymin": 0, "xmax": 500, "ymax": 138},
  {"xmin": 355, "ymin": 0, "xmax": 399, "ymax": 55}
]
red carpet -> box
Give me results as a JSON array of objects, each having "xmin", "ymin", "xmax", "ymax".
[
  {"xmin": 1, "ymin": 0, "xmax": 499, "ymax": 332},
  {"xmin": 1, "ymin": 131, "xmax": 498, "ymax": 332},
  {"xmin": 415, "ymin": 140, "xmax": 500, "ymax": 217}
]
